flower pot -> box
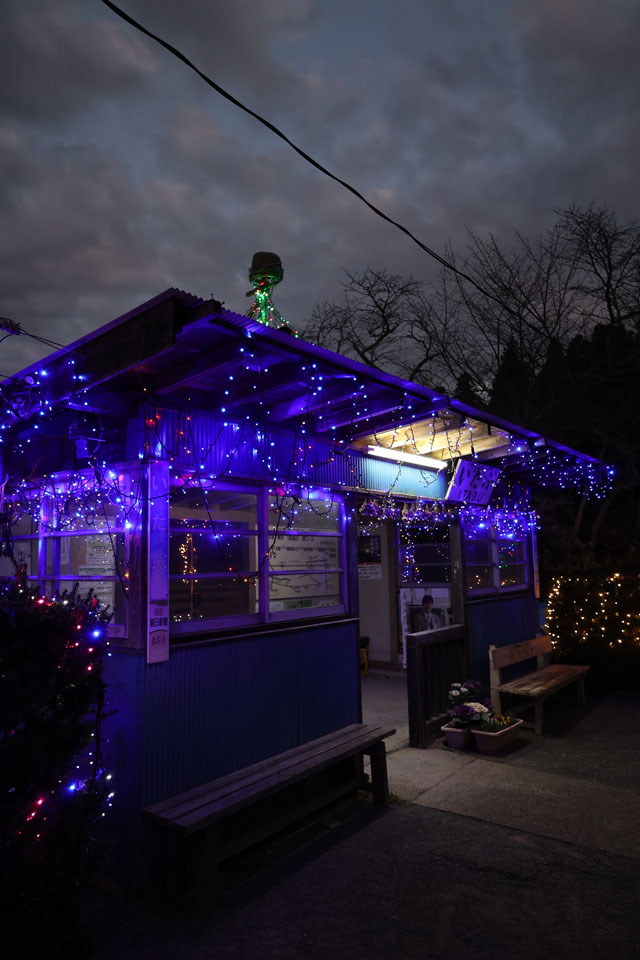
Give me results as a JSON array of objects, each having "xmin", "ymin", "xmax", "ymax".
[
  {"xmin": 472, "ymin": 718, "xmax": 524, "ymax": 755},
  {"xmin": 441, "ymin": 724, "xmax": 474, "ymax": 750}
]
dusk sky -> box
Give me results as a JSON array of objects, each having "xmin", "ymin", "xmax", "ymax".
[{"xmin": 2, "ymin": 0, "xmax": 639, "ymax": 375}]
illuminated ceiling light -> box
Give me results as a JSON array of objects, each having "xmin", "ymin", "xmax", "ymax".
[{"xmin": 365, "ymin": 445, "xmax": 446, "ymax": 471}]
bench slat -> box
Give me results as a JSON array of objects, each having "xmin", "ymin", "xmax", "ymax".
[
  {"xmin": 490, "ymin": 635, "xmax": 553, "ymax": 669},
  {"xmin": 166, "ymin": 728, "xmax": 393, "ymax": 831},
  {"xmin": 145, "ymin": 723, "xmax": 395, "ymax": 834},
  {"xmin": 497, "ymin": 663, "xmax": 589, "ymax": 698},
  {"xmin": 146, "ymin": 723, "xmax": 376, "ymax": 819}
]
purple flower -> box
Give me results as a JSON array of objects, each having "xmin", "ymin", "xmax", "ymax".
[{"xmin": 452, "ymin": 703, "xmax": 477, "ymax": 721}]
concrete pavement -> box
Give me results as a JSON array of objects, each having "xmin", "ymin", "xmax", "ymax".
[
  {"xmin": 93, "ymin": 676, "xmax": 640, "ymax": 959},
  {"xmin": 362, "ymin": 670, "xmax": 640, "ymax": 859}
]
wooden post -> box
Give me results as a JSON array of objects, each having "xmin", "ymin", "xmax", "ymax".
[
  {"xmin": 366, "ymin": 741, "xmax": 390, "ymax": 804},
  {"xmin": 406, "ymin": 632, "xmax": 427, "ymax": 748},
  {"xmin": 489, "ymin": 644, "xmax": 502, "ymax": 714}
]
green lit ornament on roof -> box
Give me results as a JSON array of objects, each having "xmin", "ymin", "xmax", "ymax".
[{"xmin": 246, "ymin": 251, "xmax": 295, "ymax": 333}]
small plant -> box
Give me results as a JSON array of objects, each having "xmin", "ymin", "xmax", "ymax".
[
  {"xmin": 447, "ymin": 680, "xmax": 481, "ymax": 707},
  {"xmin": 449, "ymin": 700, "xmax": 492, "ymax": 727},
  {"xmin": 479, "ymin": 713, "xmax": 518, "ymax": 731},
  {"xmin": 446, "ymin": 680, "xmax": 492, "ymax": 727}
]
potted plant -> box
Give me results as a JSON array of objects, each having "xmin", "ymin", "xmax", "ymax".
[
  {"xmin": 471, "ymin": 713, "xmax": 524, "ymax": 754},
  {"xmin": 441, "ymin": 682, "xmax": 492, "ymax": 749}
]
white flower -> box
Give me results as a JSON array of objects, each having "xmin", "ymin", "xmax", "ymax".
[
  {"xmin": 450, "ymin": 689, "xmax": 460, "ymax": 697},
  {"xmin": 467, "ymin": 702, "xmax": 490, "ymax": 714}
]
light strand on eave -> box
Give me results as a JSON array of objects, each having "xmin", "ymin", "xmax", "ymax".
[{"xmin": 99, "ymin": 0, "xmax": 529, "ymax": 327}]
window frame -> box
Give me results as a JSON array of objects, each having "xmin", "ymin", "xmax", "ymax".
[
  {"xmin": 168, "ymin": 479, "xmax": 348, "ymax": 635},
  {"xmin": 4, "ymin": 470, "xmax": 136, "ymax": 639},
  {"xmin": 462, "ymin": 516, "xmax": 533, "ymax": 598}
]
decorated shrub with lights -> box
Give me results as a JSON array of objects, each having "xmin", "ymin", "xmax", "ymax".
[
  {"xmin": 546, "ymin": 573, "xmax": 640, "ymax": 690},
  {"xmin": 0, "ymin": 582, "xmax": 112, "ymax": 953}
]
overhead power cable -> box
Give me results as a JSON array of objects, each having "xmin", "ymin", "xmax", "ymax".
[
  {"xmin": 0, "ymin": 314, "xmax": 69, "ymax": 357},
  {"xmin": 99, "ymin": 0, "xmax": 528, "ymax": 325}
]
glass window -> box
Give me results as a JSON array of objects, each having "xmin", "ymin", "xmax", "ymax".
[
  {"xmin": 171, "ymin": 486, "xmax": 258, "ymax": 532},
  {"xmin": 269, "ymin": 573, "xmax": 342, "ymax": 612},
  {"xmin": 168, "ymin": 485, "xmax": 345, "ymax": 628},
  {"xmin": 463, "ymin": 519, "xmax": 531, "ymax": 595},
  {"xmin": 399, "ymin": 526, "xmax": 451, "ymax": 585},
  {"xmin": 269, "ymin": 535, "xmax": 341, "ymax": 570},
  {"xmin": 0, "ymin": 538, "xmax": 38, "ymax": 578},
  {"xmin": 268, "ymin": 495, "xmax": 341, "ymax": 533},
  {"xmin": 169, "ymin": 483, "xmax": 261, "ymax": 627},
  {"xmin": 498, "ymin": 537, "xmax": 528, "ymax": 588},
  {"xmin": 170, "ymin": 576, "xmax": 258, "ymax": 622},
  {"xmin": 267, "ymin": 495, "xmax": 344, "ymax": 616},
  {"xmin": 7, "ymin": 480, "xmax": 132, "ymax": 630}
]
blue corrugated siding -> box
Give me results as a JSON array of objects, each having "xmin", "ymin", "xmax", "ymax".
[
  {"xmin": 128, "ymin": 410, "xmax": 445, "ymax": 499},
  {"xmin": 101, "ymin": 652, "xmax": 147, "ymax": 881},
  {"xmin": 102, "ymin": 621, "xmax": 359, "ymax": 831},
  {"xmin": 467, "ymin": 595, "xmax": 540, "ymax": 689}
]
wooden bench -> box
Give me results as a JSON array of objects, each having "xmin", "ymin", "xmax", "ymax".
[
  {"xmin": 489, "ymin": 635, "xmax": 589, "ymax": 735},
  {"xmin": 144, "ymin": 722, "xmax": 395, "ymax": 902}
]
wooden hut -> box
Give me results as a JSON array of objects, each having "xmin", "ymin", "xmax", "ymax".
[{"xmin": 0, "ymin": 287, "xmax": 609, "ymax": 883}]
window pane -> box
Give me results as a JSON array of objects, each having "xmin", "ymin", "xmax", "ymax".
[
  {"xmin": 10, "ymin": 512, "xmax": 38, "ymax": 536},
  {"xmin": 500, "ymin": 563, "xmax": 528, "ymax": 588},
  {"xmin": 0, "ymin": 539, "xmax": 38, "ymax": 577},
  {"xmin": 170, "ymin": 487, "xmax": 257, "ymax": 532},
  {"xmin": 465, "ymin": 541, "xmax": 493, "ymax": 564},
  {"xmin": 53, "ymin": 494, "xmax": 128, "ymax": 532},
  {"xmin": 170, "ymin": 577, "xmax": 258, "ymax": 622},
  {"xmin": 498, "ymin": 539, "xmax": 527, "ymax": 564},
  {"xmin": 51, "ymin": 533, "xmax": 125, "ymax": 576},
  {"xmin": 269, "ymin": 535, "xmax": 341, "ymax": 570},
  {"xmin": 57, "ymin": 579, "xmax": 127, "ymax": 625},
  {"xmin": 269, "ymin": 572, "xmax": 342, "ymax": 611},
  {"xmin": 414, "ymin": 542, "xmax": 450, "ymax": 564},
  {"xmin": 170, "ymin": 531, "xmax": 257, "ymax": 575},
  {"xmin": 466, "ymin": 565, "xmax": 494, "ymax": 591},
  {"xmin": 498, "ymin": 539, "xmax": 528, "ymax": 587},
  {"xmin": 268, "ymin": 496, "xmax": 341, "ymax": 533}
]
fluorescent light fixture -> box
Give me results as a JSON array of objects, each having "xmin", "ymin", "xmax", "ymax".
[{"xmin": 366, "ymin": 445, "xmax": 446, "ymax": 471}]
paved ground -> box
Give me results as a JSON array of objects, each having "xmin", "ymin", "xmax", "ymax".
[{"xmin": 92, "ymin": 677, "xmax": 640, "ymax": 960}]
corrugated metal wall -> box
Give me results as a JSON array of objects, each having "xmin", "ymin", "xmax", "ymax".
[
  {"xmin": 127, "ymin": 410, "xmax": 446, "ymax": 499},
  {"xmin": 102, "ymin": 618, "xmax": 360, "ymax": 880},
  {"xmin": 467, "ymin": 595, "xmax": 540, "ymax": 689}
]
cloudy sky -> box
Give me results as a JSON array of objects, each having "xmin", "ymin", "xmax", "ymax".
[{"xmin": 2, "ymin": 0, "xmax": 639, "ymax": 375}]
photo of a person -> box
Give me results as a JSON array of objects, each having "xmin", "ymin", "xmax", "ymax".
[{"xmin": 413, "ymin": 594, "xmax": 440, "ymax": 632}]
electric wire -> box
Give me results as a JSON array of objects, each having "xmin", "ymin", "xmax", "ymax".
[{"xmin": 99, "ymin": 0, "xmax": 527, "ymax": 325}]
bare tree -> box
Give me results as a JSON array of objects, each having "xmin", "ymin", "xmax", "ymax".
[{"xmin": 305, "ymin": 268, "xmax": 441, "ymax": 384}]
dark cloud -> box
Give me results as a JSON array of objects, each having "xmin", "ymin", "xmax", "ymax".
[
  {"xmin": 1, "ymin": 0, "xmax": 639, "ymax": 376},
  {"xmin": 0, "ymin": 1, "xmax": 157, "ymax": 123}
]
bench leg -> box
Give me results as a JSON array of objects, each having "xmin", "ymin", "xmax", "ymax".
[
  {"xmin": 162, "ymin": 830, "xmax": 184, "ymax": 902},
  {"xmin": 196, "ymin": 824, "xmax": 219, "ymax": 910},
  {"xmin": 577, "ymin": 677, "xmax": 586, "ymax": 703},
  {"xmin": 534, "ymin": 700, "xmax": 543, "ymax": 736},
  {"xmin": 366, "ymin": 741, "xmax": 390, "ymax": 805},
  {"xmin": 491, "ymin": 689, "xmax": 502, "ymax": 715}
]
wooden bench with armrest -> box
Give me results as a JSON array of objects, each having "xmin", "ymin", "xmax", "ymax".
[
  {"xmin": 489, "ymin": 635, "xmax": 589, "ymax": 735},
  {"xmin": 144, "ymin": 722, "xmax": 395, "ymax": 902}
]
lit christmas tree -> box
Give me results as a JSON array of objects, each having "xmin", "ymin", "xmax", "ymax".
[{"xmin": 0, "ymin": 579, "xmax": 112, "ymax": 956}]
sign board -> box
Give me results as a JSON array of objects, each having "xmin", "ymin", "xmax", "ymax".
[
  {"xmin": 444, "ymin": 461, "xmax": 501, "ymax": 505},
  {"xmin": 146, "ymin": 460, "xmax": 170, "ymax": 664},
  {"xmin": 358, "ymin": 563, "xmax": 382, "ymax": 580}
]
